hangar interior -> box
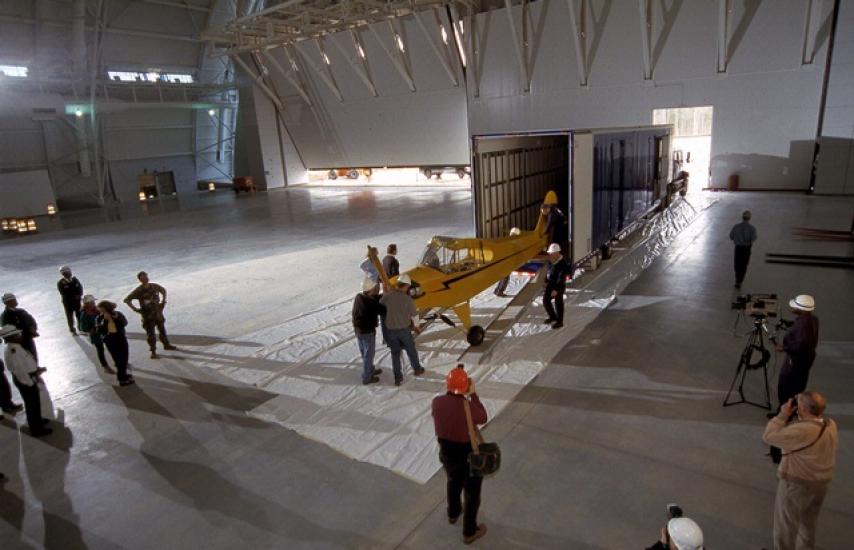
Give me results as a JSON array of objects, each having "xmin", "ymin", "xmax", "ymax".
[{"xmin": 1, "ymin": 1, "xmax": 853, "ymax": 549}]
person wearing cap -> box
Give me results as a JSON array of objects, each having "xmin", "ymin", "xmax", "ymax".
[
  {"xmin": 769, "ymin": 294, "xmax": 820, "ymax": 463},
  {"xmin": 78, "ymin": 295, "xmax": 110, "ymax": 370},
  {"xmin": 432, "ymin": 365, "xmax": 488, "ymax": 544},
  {"xmin": 124, "ymin": 271, "xmax": 176, "ymax": 359},
  {"xmin": 543, "ymin": 243, "xmax": 571, "ymax": 329},
  {"xmin": 56, "ymin": 266, "xmax": 83, "ymax": 334},
  {"xmin": 96, "ymin": 301, "xmax": 133, "ymax": 386},
  {"xmin": 646, "ymin": 516, "xmax": 704, "ymax": 550},
  {"xmin": 360, "ymin": 247, "xmax": 381, "ymax": 284},
  {"xmin": 352, "ymin": 278, "xmax": 386, "ymax": 385},
  {"xmin": 1, "ymin": 293, "xmax": 39, "ymax": 361},
  {"xmin": 382, "ymin": 244, "xmax": 400, "ymax": 278},
  {"xmin": 380, "ymin": 274, "xmax": 424, "ymax": 386},
  {"xmin": 762, "ymin": 390, "xmax": 838, "ymax": 550},
  {"xmin": 729, "ymin": 210, "xmax": 758, "ymax": 289},
  {"xmin": 494, "ymin": 228, "xmax": 521, "ymax": 297},
  {"xmin": 1, "ymin": 325, "xmax": 51, "ymax": 437}
]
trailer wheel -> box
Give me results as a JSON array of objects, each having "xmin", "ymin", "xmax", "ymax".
[
  {"xmin": 422, "ymin": 167, "xmax": 432, "ymax": 179},
  {"xmin": 328, "ymin": 170, "xmax": 338, "ymax": 180},
  {"xmin": 466, "ymin": 325, "xmax": 485, "ymax": 346},
  {"xmin": 456, "ymin": 168, "xmax": 466, "ymax": 179},
  {"xmin": 347, "ymin": 169, "xmax": 359, "ymax": 179}
]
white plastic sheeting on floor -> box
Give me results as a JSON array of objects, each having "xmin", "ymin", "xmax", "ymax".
[{"xmin": 183, "ymin": 197, "xmax": 712, "ymax": 483}]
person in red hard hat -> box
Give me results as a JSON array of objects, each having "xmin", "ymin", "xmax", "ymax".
[{"xmin": 431, "ymin": 365, "xmax": 488, "ymax": 544}]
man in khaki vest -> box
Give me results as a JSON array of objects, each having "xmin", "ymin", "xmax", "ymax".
[{"xmin": 762, "ymin": 390, "xmax": 838, "ymax": 550}]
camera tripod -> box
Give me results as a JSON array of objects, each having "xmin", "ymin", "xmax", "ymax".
[{"xmin": 723, "ymin": 316, "xmax": 772, "ymax": 410}]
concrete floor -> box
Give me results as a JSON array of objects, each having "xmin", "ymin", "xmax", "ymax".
[{"xmin": 0, "ymin": 187, "xmax": 852, "ymax": 549}]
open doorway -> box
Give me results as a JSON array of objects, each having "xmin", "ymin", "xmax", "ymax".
[{"xmin": 653, "ymin": 106, "xmax": 713, "ymax": 193}]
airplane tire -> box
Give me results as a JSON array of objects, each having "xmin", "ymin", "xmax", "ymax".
[{"xmin": 466, "ymin": 325, "xmax": 485, "ymax": 346}]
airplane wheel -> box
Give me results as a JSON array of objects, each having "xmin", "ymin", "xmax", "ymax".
[{"xmin": 466, "ymin": 325, "xmax": 485, "ymax": 346}]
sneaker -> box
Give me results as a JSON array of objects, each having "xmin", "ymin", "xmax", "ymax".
[
  {"xmin": 543, "ymin": 318, "xmax": 556, "ymax": 324},
  {"xmin": 163, "ymin": 344, "xmax": 178, "ymax": 351},
  {"xmin": 552, "ymin": 322, "xmax": 563, "ymax": 329},
  {"xmin": 413, "ymin": 367, "xmax": 425, "ymax": 376},
  {"xmin": 2, "ymin": 403, "xmax": 23, "ymax": 414},
  {"xmin": 362, "ymin": 376, "xmax": 380, "ymax": 386},
  {"xmin": 370, "ymin": 368, "xmax": 384, "ymax": 376},
  {"xmin": 463, "ymin": 524, "xmax": 487, "ymax": 544}
]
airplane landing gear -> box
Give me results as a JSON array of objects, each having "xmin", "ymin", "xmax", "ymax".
[{"xmin": 466, "ymin": 325, "xmax": 485, "ymax": 346}]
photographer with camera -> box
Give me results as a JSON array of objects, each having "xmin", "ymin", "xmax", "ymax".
[
  {"xmin": 645, "ymin": 505, "xmax": 704, "ymax": 550},
  {"xmin": 762, "ymin": 391, "xmax": 838, "ymax": 550},
  {"xmin": 769, "ymin": 295, "xmax": 820, "ymax": 463}
]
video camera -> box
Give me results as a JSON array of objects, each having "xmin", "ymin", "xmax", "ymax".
[{"xmin": 731, "ymin": 293, "xmax": 778, "ymax": 318}]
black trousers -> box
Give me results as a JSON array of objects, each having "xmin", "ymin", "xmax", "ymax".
[
  {"xmin": 63, "ymin": 300, "xmax": 81, "ymax": 331},
  {"xmin": 104, "ymin": 334, "xmax": 130, "ymax": 382},
  {"xmin": 0, "ymin": 360, "xmax": 15, "ymax": 410},
  {"xmin": 734, "ymin": 245, "xmax": 752, "ymax": 284},
  {"xmin": 439, "ymin": 440, "xmax": 483, "ymax": 537},
  {"xmin": 12, "ymin": 378, "xmax": 43, "ymax": 434},
  {"xmin": 770, "ymin": 356, "xmax": 814, "ymax": 462},
  {"xmin": 543, "ymin": 285, "xmax": 565, "ymax": 324},
  {"xmin": 142, "ymin": 314, "xmax": 170, "ymax": 351},
  {"xmin": 92, "ymin": 338, "xmax": 109, "ymax": 368}
]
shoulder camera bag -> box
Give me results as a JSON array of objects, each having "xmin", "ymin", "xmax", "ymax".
[
  {"xmin": 463, "ymin": 398, "xmax": 501, "ymax": 477},
  {"xmin": 784, "ymin": 418, "xmax": 829, "ymax": 456}
]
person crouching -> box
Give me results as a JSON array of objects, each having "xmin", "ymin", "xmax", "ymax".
[{"xmin": 96, "ymin": 301, "xmax": 134, "ymax": 386}]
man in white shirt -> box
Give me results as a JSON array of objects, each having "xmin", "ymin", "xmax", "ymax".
[{"xmin": 1, "ymin": 324, "xmax": 51, "ymax": 437}]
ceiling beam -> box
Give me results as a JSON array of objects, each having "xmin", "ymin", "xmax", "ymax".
[
  {"xmin": 639, "ymin": 0, "xmax": 652, "ymax": 80},
  {"xmin": 566, "ymin": 0, "xmax": 588, "ymax": 86},
  {"xmin": 0, "ymin": 14, "xmax": 203, "ymax": 43}
]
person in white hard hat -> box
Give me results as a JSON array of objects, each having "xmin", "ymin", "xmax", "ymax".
[
  {"xmin": 769, "ymin": 294, "xmax": 820, "ymax": 463},
  {"xmin": 352, "ymin": 278, "xmax": 386, "ymax": 385},
  {"xmin": 494, "ymin": 228, "xmax": 522, "ymax": 297},
  {"xmin": 1, "ymin": 293, "xmax": 40, "ymax": 361},
  {"xmin": 646, "ymin": 516, "xmax": 704, "ymax": 550},
  {"xmin": 543, "ymin": 243, "xmax": 571, "ymax": 329},
  {"xmin": 1, "ymin": 324, "xmax": 51, "ymax": 437},
  {"xmin": 380, "ymin": 274, "xmax": 425, "ymax": 386},
  {"xmin": 57, "ymin": 265, "xmax": 84, "ymax": 334}
]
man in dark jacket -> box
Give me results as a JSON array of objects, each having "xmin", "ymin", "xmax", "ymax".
[
  {"xmin": 543, "ymin": 243, "xmax": 571, "ymax": 329},
  {"xmin": 352, "ymin": 278, "xmax": 386, "ymax": 385},
  {"xmin": 1, "ymin": 293, "xmax": 39, "ymax": 361},
  {"xmin": 382, "ymin": 244, "xmax": 400, "ymax": 278},
  {"xmin": 770, "ymin": 294, "xmax": 820, "ymax": 462},
  {"xmin": 432, "ymin": 365, "xmax": 488, "ymax": 545},
  {"xmin": 729, "ymin": 210, "xmax": 758, "ymax": 289},
  {"xmin": 57, "ymin": 265, "xmax": 83, "ymax": 334}
]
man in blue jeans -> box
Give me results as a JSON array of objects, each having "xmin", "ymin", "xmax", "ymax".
[
  {"xmin": 352, "ymin": 278, "xmax": 385, "ymax": 385},
  {"xmin": 380, "ymin": 274, "xmax": 425, "ymax": 386}
]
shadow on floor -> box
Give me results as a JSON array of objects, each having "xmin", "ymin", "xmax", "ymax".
[{"xmin": 125, "ymin": 332, "xmax": 262, "ymax": 347}]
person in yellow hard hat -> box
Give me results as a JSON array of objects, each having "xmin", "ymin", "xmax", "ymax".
[{"xmin": 431, "ymin": 365, "xmax": 488, "ymax": 544}]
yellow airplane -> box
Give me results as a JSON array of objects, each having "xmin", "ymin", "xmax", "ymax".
[{"xmin": 369, "ymin": 191, "xmax": 556, "ymax": 346}]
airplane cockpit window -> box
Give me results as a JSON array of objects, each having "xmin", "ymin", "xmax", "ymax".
[{"xmin": 420, "ymin": 239, "xmax": 485, "ymax": 274}]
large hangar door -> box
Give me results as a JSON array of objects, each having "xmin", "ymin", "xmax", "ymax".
[{"xmin": 472, "ymin": 135, "xmax": 569, "ymax": 240}]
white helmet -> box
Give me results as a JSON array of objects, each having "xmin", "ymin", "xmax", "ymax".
[
  {"xmin": 546, "ymin": 243, "xmax": 561, "ymax": 254},
  {"xmin": 509, "ymin": 227, "xmax": 521, "ymax": 236},
  {"xmin": 397, "ymin": 274, "xmax": 412, "ymax": 286},
  {"xmin": 361, "ymin": 277, "xmax": 377, "ymax": 292},
  {"xmin": 59, "ymin": 265, "xmax": 71, "ymax": 273},
  {"xmin": 1, "ymin": 293, "xmax": 15, "ymax": 303},
  {"xmin": 789, "ymin": 294, "xmax": 815, "ymax": 312},
  {"xmin": 667, "ymin": 517, "xmax": 704, "ymax": 550}
]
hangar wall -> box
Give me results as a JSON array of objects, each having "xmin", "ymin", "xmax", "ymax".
[
  {"xmin": 814, "ymin": 0, "xmax": 854, "ymax": 195},
  {"xmin": 251, "ymin": 11, "xmax": 470, "ymax": 169},
  {"xmin": 467, "ymin": 0, "xmax": 835, "ymax": 192}
]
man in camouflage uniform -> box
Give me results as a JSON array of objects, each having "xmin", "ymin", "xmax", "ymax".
[{"xmin": 124, "ymin": 271, "xmax": 177, "ymax": 358}]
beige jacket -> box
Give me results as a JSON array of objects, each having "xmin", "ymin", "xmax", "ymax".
[{"xmin": 763, "ymin": 416, "xmax": 838, "ymax": 485}]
